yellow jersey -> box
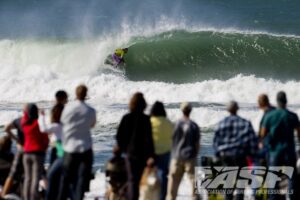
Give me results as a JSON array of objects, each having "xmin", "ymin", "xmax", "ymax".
[{"xmin": 150, "ymin": 116, "xmax": 174, "ymax": 154}]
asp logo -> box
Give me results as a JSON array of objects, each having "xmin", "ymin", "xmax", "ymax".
[{"xmin": 195, "ymin": 166, "xmax": 294, "ymax": 189}]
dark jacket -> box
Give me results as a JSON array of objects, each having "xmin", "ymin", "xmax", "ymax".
[
  {"xmin": 116, "ymin": 112, "xmax": 154, "ymax": 161},
  {"xmin": 0, "ymin": 152, "xmax": 14, "ymax": 185}
]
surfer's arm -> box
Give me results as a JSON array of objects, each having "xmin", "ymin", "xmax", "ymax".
[{"xmin": 120, "ymin": 51, "xmax": 125, "ymax": 58}]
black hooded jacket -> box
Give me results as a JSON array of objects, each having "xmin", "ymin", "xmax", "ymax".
[{"xmin": 116, "ymin": 112, "xmax": 154, "ymax": 161}]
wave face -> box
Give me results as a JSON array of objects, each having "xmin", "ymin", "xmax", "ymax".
[
  {"xmin": 1, "ymin": 30, "xmax": 300, "ymax": 84},
  {"xmin": 124, "ymin": 31, "xmax": 300, "ymax": 83}
]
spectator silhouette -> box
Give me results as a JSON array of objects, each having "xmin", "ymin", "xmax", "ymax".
[{"xmin": 116, "ymin": 92, "xmax": 154, "ymax": 200}]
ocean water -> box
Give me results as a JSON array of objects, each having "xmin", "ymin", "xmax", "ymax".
[{"xmin": 1, "ymin": 0, "xmax": 300, "ymax": 198}]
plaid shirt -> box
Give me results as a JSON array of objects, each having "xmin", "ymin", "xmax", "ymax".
[{"xmin": 213, "ymin": 115, "xmax": 258, "ymax": 157}]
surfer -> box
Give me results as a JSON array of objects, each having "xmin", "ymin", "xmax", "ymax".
[{"xmin": 112, "ymin": 48, "xmax": 128, "ymax": 67}]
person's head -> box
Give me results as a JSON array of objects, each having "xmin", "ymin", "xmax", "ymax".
[
  {"xmin": 112, "ymin": 146, "xmax": 122, "ymax": 157},
  {"xmin": 76, "ymin": 84, "xmax": 88, "ymax": 101},
  {"xmin": 55, "ymin": 90, "xmax": 68, "ymax": 105},
  {"xmin": 129, "ymin": 92, "xmax": 147, "ymax": 113},
  {"xmin": 150, "ymin": 101, "xmax": 166, "ymax": 117},
  {"xmin": 24, "ymin": 103, "xmax": 39, "ymax": 125},
  {"xmin": 51, "ymin": 104, "xmax": 64, "ymax": 123},
  {"xmin": 123, "ymin": 48, "xmax": 128, "ymax": 53},
  {"xmin": 180, "ymin": 102, "xmax": 192, "ymax": 117},
  {"xmin": 0, "ymin": 136, "xmax": 12, "ymax": 154},
  {"xmin": 258, "ymin": 94, "xmax": 270, "ymax": 109},
  {"xmin": 277, "ymin": 91, "xmax": 287, "ymax": 108},
  {"xmin": 227, "ymin": 101, "xmax": 239, "ymax": 115}
]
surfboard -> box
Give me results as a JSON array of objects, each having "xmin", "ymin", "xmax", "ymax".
[{"xmin": 104, "ymin": 54, "xmax": 115, "ymax": 66}]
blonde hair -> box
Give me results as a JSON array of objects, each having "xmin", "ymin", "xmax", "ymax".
[{"xmin": 76, "ymin": 85, "xmax": 88, "ymax": 101}]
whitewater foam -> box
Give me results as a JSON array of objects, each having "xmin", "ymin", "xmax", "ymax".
[{"xmin": 1, "ymin": 74, "xmax": 300, "ymax": 127}]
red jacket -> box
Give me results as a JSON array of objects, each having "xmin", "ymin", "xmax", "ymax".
[{"xmin": 21, "ymin": 113, "xmax": 49, "ymax": 153}]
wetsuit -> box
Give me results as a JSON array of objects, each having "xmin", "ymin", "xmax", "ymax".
[{"xmin": 112, "ymin": 49, "xmax": 126, "ymax": 66}]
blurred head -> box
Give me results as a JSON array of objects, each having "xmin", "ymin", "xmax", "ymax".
[
  {"xmin": 180, "ymin": 102, "xmax": 192, "ymax": 117},
  {"xmin": 123, "ymin": 48, "xmax": 128, "ymax": 53},
  {"xmin": 277, "ymin": 91, "xmax": 287, "ymax": 108},
  {"xmin": 51, "ymin": 104, "xmax": 64, "ymax": 123},
  {"xmin": 0, "ymin": 136, "xmax": 12, "ymax": 154},
  {"xmin": 76, "ymin": 85, "xmax": 88, "ymax": 101},
  {"xmin": 24, "ymin": 103, "xmax": 39, "ymax": 125},
  {"xmin": 112, "ymin": 146, "xmax": 121, "ymax": 157},
  {"xmin": 227, "ymin": 101, "xmax": 239, "ymax": 115},
  {"xmin": 55, "ymin": 90, "xmax": 68, "ymax": 105},
  {"xmin": 150, "ymin": 101, "xmax": 166, "ymax": 117},
  {"xmin": 129, "ymin": 92, "xmax": 147, "ymax": 113},
  {"xmin": 258, "ymin": 94, "xmax": 270, "ymax": 109}
]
